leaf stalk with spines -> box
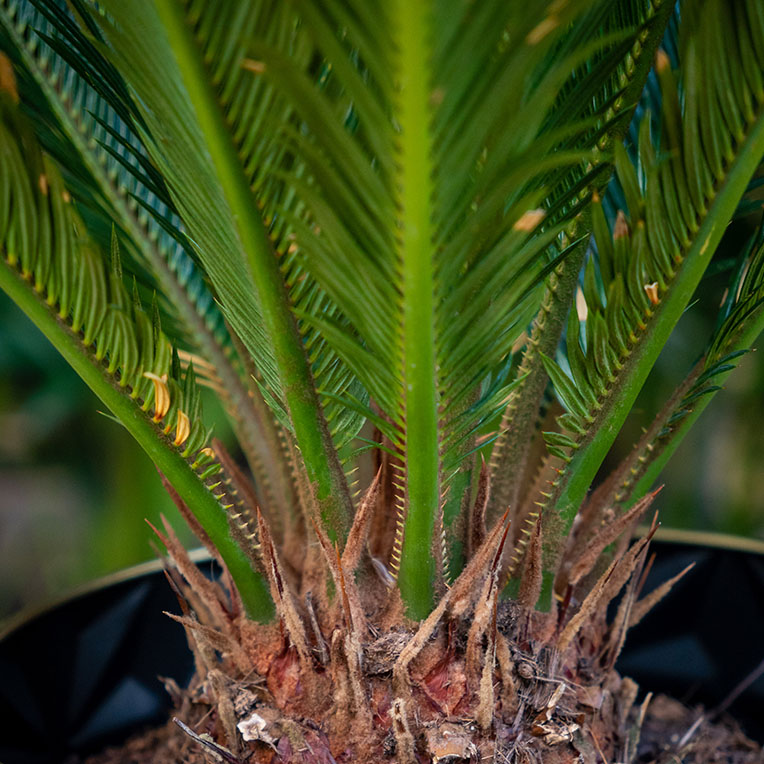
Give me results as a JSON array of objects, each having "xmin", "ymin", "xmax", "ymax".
[
  {"xmin": 0, "ymin": 104, "xmax": 272, "ymax": 618},
  {"xmin": 127, "ymin": 0, "xmax": 354, "ymax": 540},
  {"xmin": 390, "ymin": 0, "xmax": 440, "ymax": 619},
  {"xmin": 487, "ymin": 0, "xmax": 675, "ymax": 523},
  {"xmin": 537, "ymin": 6, "xmax": 764, "ymax": 606}
]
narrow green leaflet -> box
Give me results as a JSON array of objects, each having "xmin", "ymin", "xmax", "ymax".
[
  {"xmin": 0, "ymin": 96, "xmax": 272, "ymax": 619},
  {"xmin": 539, "ymin": 0, "xmax": 764, "ymax": 597}
]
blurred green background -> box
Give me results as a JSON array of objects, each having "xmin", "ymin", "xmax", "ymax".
[
  {"xmin": 0, "ymin": 290, "xmax": 234, "ymax": 619},
  {"xmin": 0, "ymin": 221, "xmax": 762, "ymax": 620}
]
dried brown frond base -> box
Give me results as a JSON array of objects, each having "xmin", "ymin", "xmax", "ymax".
[
  {"xmin": 87, "ymin": 503, "xmax": 759, "ymax": 763},
  {"xmin": 75, "ymin": 593, "xmax": 764, "ymax": 764}
]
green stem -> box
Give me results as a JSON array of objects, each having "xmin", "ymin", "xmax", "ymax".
[
  {"xmin": 153, "ymin": 0, "xmax": 352, "ymax": 539},
  {"xmin": 226, "ymin": 326, "xmax": 301, "ymax": 537},
  {"xmin": 392, "ymin": 0, "xmax": 439, "ymax": 619},
  {"xmin": 0, "ymin": 3, "xmax": 294, "ymax": 523},
  {"xmin": 550, "ymin": 111, "xmax": 764, "ymax": 541},
  {"xmin": 0, "ymin": 257, "xmax": 273, "ymax": 621},
  {"xmin": 592, "ymin": 359, "xmax": 704, "ymax": 514}
]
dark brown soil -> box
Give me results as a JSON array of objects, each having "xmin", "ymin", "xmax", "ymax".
[
  {"xmin": 76, "ymin": 693, "xmax": 763, "ymax": 764},
  {"xmin": 70, "ymin": 721, "xmax": 201, "ymax": 764},
  {"xmin": 635, "ymin": 696, "xmax": 764, "ymax": 764}
]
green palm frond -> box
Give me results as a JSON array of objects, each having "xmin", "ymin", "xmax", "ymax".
[
  {"xmin": 85, "ymin": 1, "xmax": 285, "ymax": 401},
  {"xmin": 0, "ymin": 0, "xmax": 303, "ymax": 528},
  {"xmin": 233, "ymin": 0, "xmax": 670, "ymax": 614},
  {"xmin": 84, "ymin": 0, "xmax": 356, "ymax": 538},
  {"xmin": 1, "ymin": 0, "xmax": 763, "ymax": 626},
  {"xmin": 611, "ymin": 216, "xmax": 764, "ymax": 509},
  {"xmin": 487, "ymin": 0, "xmax": 676, "ymax": 520},
  {"xmin": 0, "ymin": 94, "xmax": 272, "ymax": 618},
  {"xmin": 537, "ymin": 0, "xmax": 764, "ymax": 601}
]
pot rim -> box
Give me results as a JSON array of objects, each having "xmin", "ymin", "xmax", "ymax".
[
  {"xmin": 639, "ymin": 525, "xmax": 764, "ymax": 554},
  {"xmin": 0, "ymin": 546, "xmax": 213, "ymax": 640},
  {"xmin": 2, "ymin": 526, "xmax": 763, "ymax": 640}
]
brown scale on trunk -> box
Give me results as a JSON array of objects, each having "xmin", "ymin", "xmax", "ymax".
[
  {"xmin": 117, "ymin": 459, "xmax": 764, "ymax": 764},
  {"xmin": 125, "ymin": 475, "xmax": 735, "ymax": 764}
]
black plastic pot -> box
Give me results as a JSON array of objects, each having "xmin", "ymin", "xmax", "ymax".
[
  {"xmin": 0, "ymin": 551, "xmax": 219, "ymax": 764},
  {"xmin": 614, "ymin": 529, "xmax": 764, "ymax": 738},
  {"xmin": 0, "ymin": 532, "xmax": 762, "ymax": 764}
]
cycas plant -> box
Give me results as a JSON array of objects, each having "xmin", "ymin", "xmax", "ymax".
[{"xmin": 1, "ymin": 0, "xmax": 764, "ymax": 761}]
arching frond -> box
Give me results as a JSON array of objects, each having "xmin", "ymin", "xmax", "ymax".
[
  {"xmin": 614, "ymin": 216, "xmax": 764, "ymax": 508},
  {"xmin": 0, "ymin": 0, "xmax": 303, "ymax": 528},
  {"xmin": 0, "ymin": 92, "xmax": 272, "ymax": 619},
  {"xmin": 487, "ymin": 0, "xmax": 676, "ymax": 520},
  {"xmin": 538, "ymin": 0, "xmax": 764, "ymax": 600},
  {"xmin": 81, "ymin": 0, "xmax": 356, "ymax": 538}
]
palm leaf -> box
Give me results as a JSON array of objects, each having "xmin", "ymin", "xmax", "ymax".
[
  {"xmin": 0, "ymin": 0, "xmax": 303, "ymax": 528},
  {"xmin": 538, "ymin": 0, "xmax": 764, "ymax": 602},
  {"xmin": 81, "ymin": 0, "xmax": 355, "ymax": 537},
  {"xmin": 234, "ymin": 0, "xmax": 672, "ymax": 614},
  {"xmin": 614, "ymin": 216, "xmax": 764, "ymax": 508},
  {"xmin": 0, "ymin": 93, "xmax": 272, "ymax": 619},
  {"xmin": 487, "ymin": 0, "xmax": 676, "ymax": 519}
]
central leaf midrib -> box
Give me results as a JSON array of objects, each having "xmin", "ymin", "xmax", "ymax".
[{"xmin": 392, "ymin": 0, "xmax": 440, "ymax": 619}]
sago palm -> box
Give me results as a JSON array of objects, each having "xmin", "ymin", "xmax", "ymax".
[{"xmin": 2, "ymin": 0, "xmax": 764, "ymax": 761}]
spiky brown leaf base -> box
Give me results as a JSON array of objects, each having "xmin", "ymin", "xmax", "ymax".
[
  {"xmin": 138, "ymin": 468, "xmax": 760, "ymax": 764},
  {"xmin": 163, "ymin": 599, "xmax": 643, "ymax": 764},
  {"xmin": 142, "ymin": 510, "xmax": 709, "ymax": 764}
]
